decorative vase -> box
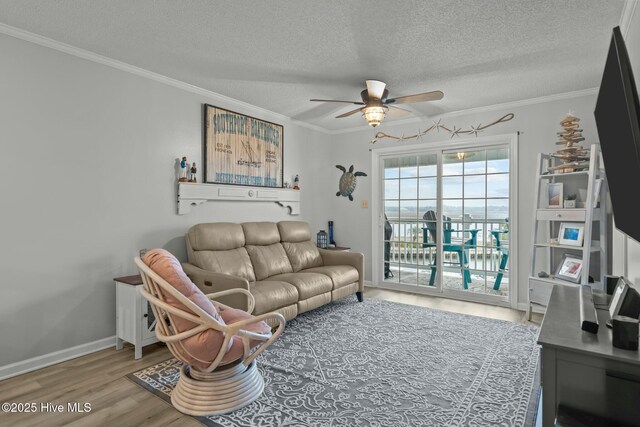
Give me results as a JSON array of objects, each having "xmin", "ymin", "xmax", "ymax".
[{"xmin": 328, "ymin": 221, "xmax": 335, "ymax": 245}]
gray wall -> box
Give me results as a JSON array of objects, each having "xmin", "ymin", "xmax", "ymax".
[
  {"xmin": 323, "ymin": 94, "xmax": 599, "ymax": 306},
  {"xmin": 0, "ymin": 33, "xmax": 330, "ymax": 366}
]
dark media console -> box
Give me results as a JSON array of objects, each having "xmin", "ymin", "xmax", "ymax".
[{"xmin": 538, "ymin": 285, "xmax": 640, "ymax": 426}]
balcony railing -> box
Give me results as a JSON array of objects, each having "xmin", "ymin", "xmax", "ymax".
[{"xmin": 385, "ymin": 216, "xmax": 509, "ymax": 272}]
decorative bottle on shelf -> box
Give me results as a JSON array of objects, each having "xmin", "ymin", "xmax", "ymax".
[
  {"xmin": 316, "ymin": 230, "xmax": 328, "ymax": 249},
  {"xmin": 328, "ymin": 221, "xmax": 335, "ymax": 245}
]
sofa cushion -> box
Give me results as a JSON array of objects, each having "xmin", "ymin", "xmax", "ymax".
[
  {"xmin": 278, "ymin": 221, "xmax": 312, "ymax": 243},
  {"xmin": 193, "ymin": 248, "xmax": 256, "ymax": 282},
  {"xmin": 282, "ymin": 241, "xmax": 323, "ymax": 272},
  {"xmin": 303, "ymin": 265, "xmax": 359, "ymax": 290},
  {"xmin": 188, "ymin": 223, "xmax": 245, "ymax": 251},
  {"xmin": 246, "ymin": 243, "xmax": 293, "ymax": 281},
  {"xmin": 242, "ymin": 222, "xmax": 281, "ymax": 245},
  {"xmin": 250, "ymin": 281, "xmax": 299, "ymax": 315},
  {"xmin": 142, "ymin": 249, "xmax": 229, "ymax": 369},
  {"xmin": 270, "ymin": 272, "xmax": 333, "ymax": 300}
]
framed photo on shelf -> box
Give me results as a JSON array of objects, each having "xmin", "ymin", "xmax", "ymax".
[
  {"xmin": 203, "ymin": 104, "xmax": 284, "ymax": 188},
  {"xmin": 558, "ymin": 222, "xmax": 585, "ymax": 246},
  {"xmin": 554, "ymin": 254, "xmax": 584, "ymax": 283},
  {"xmin": 547, "ymin": 182, "xmax": 563, "ymax": 208}
]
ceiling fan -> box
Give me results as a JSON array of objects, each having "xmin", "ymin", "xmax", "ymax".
[{"xmin": 310, "ymin": 80, "xmax": 443, "ymax": 127}]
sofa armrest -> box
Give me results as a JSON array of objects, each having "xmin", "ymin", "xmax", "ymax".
[
  {"xmin": 318, "ymin": 249, "xmax": 365, "ymax": 292},
  {"xmin": 182, "ymin": 262, "xmax": 251, "ymax": 311}
]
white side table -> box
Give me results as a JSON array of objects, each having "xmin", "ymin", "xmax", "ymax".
[{"xmin": 114, "ymin": 275, "xmax": 159, "ymax": 359}]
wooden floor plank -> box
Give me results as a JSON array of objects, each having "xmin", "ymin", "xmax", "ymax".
[{"xmin": 0, "ymin": 288, "xmax": 541, "ymax": 426}]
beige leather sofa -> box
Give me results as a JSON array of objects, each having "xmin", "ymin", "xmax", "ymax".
[{"xmin": 182, "ymin": 221, "xmax": 364, "ymax": 321}]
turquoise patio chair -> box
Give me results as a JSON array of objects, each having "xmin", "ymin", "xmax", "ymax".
[
  {"xmin": 490, "ymin": 227, "xmax": 509, "ymax": 290},
  {"xmin": 421, "ymin": 211, "xmax": 479, "ymax": 289}
]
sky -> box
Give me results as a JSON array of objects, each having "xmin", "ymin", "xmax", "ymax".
[{"xmin": 383, "ymin": 151, "xmax": 510, "ymax": 222}]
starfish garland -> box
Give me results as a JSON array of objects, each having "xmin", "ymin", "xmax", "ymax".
[{"xmin": 370, "ymin": 113, "xmax": 515, "ymax": 144}]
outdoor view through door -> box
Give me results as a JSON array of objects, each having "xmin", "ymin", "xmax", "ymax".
[{"xmin": 383, "ymin": 146, "xmax": 510, "ymax": 299}]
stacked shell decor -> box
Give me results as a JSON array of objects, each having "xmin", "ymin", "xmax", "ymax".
[
  {"xmin": 547, "ymin": 114, "xmax": 590, "ymax": 173},
  {"xmin": 336, "ymin": 165, "xmax": 367, "ymax": 201}
]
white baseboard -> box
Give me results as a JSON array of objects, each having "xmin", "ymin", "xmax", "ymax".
[
  {"xmin": 364, "ymin": 280, "xmax": 373, "ymax": 287},
  {"xmin": 0, "ymin": 336, "xmax": 115, "ymax": 381}
]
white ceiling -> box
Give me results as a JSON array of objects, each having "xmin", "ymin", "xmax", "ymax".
[{"xmin": 0, "ymin": 0, "xmax": 626, "ymax": 131}]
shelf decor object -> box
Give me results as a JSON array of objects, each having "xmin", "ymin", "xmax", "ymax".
[
  {"xmin": 548, "ymin": 114, "xmax": 590, "ymax": 173},
  {"xmin": 558, "ymin": 222, "xmax": 585, "ymax": 246},
  {"xmin": 547, "ymin": 183, "xmax": 563, "ymax": 208},
  {"xmin": 204, "ymin": 104, "xmax": 283, "ymax": 188},
  {"xmin": 554, "ymin": 254, "xmax": 584, "ymax": 283},
  {"xmin": 527, "ymin": 144, "xmax": 607, "ymax": 319},
  {"xmin": 177, "ymin": 182, "xmax": 300, "ymax": 215}
]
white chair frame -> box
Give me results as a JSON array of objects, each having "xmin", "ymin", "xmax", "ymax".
[{"xmin": 134, "ymin": 257, "xmax": 285, "ymax": 416}]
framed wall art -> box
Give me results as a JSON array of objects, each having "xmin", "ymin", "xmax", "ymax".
[{"xmin": 204, "ymin": 104, "xmax": 283, "ymax": 187}]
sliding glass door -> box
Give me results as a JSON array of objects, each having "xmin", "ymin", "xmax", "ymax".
[
  {"xmin": 383, "ymin": 154, "xmax": 438, "ymax": 287},
  {"xmin": 377, "ymin": 138, "xmax": 514, "ymax": 304}
]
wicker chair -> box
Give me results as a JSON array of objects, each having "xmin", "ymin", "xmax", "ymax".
[{"xmin": 134, "ymin": 250, "xmax": 285, "ymax": 416}]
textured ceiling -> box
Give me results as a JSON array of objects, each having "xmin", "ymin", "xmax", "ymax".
[{"xmin": 0, "ymin": 0, "xmax": 625, "ymax": 131}]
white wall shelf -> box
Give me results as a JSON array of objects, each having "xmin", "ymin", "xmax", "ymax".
[{"xmin": 177, "ymin": 183, "xmax": 301, "ymax": 215}]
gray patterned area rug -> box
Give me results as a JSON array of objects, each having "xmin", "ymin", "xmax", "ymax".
[{"xmin": 127, "ymin": 299, "xmax": 540, "ymax": 427}]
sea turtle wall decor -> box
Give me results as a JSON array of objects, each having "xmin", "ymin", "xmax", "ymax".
[{"xmin": 336, "ymin": 165, "xmax": 367, "ymax": 201}]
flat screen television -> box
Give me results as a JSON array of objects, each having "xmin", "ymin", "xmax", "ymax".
[{"xmin": 594, "ymin": 26, "xmax": 640, "ymax": 243}]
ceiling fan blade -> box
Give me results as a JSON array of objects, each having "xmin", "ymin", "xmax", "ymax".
[
  {"xmin": 381, "ymin": 88, "xmax": 389, "ymax": 103},
  {"xmin": 386, "ymin": 90, "xmax": 444, "ymax": 105},
  {"xmin": 366, "ymin": 80, "xmax": 386, "ymax": 99},
  {"xmin": 387, "ymin": 105, "xmax": 412, "ymax": 118},
  {"xmin": 336, "ymin": 107, "xmax": 364, "ymax": 118},
  {"xmin": 310, "ymin": 99, "xmax": 364, "ymax": 105}
]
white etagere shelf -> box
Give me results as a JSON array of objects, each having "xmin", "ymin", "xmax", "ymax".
[
  {"xmin": 527, "ymin": 144, "xmax": 607, "ymax": 318},
  {"xmin": 177, "ymin": 182, "xmax": 301, "ymax": 215}
]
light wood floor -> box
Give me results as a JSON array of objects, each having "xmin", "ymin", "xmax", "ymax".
[
  {"xmin": 0, "ymin": 288, "xmax": 542, "ymax": 427},
  {"xmin": 366, "ymin": 287, "xmax": 543, "ymax": 325}
]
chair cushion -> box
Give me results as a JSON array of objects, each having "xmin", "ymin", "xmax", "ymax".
[
  {"xmin": 212, "ymin": 302, "xmax": 272, "ymax": 365},
  {"xmin": 303, "ymin": 265, "xmax": 359, "ymax": 290},
  {"xmin": 242, "ymin": 222, "xmax": 281, "ymax": 245},
  {"xmin": 250, "ymin": 281, "xmax": 299, "ymax": 315},
  {"xmin": 269, "ymin": 272, "xmax": 333, "ymax": 300},
  {"xmin": 278, "ymin": 221, "xmax": 312, "ymax": 243},
  {"xmin": 192, "ymin": 248, "xmax": 256, "ymax": 282},
  {"xmin": 282, "ymin": 241, "xmax": 323, "ymax": 272},
  {"xmin": 187, "ymin": 223, "xmax": 245, "ymax": 250},
  {"xmin": 142, "ymin": 249, "xmax": 229, "ymax": 369},
  {"xmin": 246, "ymin": 243, "xmax": 293, "ymax": 281}
]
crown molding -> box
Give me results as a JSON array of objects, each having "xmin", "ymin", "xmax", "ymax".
[
  {"xmin": 330, "ymin": 87, "xmax": 599, "ymax": 134},
  {"xmin": 0, "ymin": 21, "xmax": 608, "ymax": 137},
  {"xmin": 0, "ymin": 23, "xmax": 331, "ymax": 135},
  {"xmin": 620, "ymin": 0, "xmax": 638, "ymax": 39}
]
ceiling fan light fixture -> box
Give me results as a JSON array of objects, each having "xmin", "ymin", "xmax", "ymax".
[{"xmin": 363, "ymin": 105, "xmax": 388, "ymax": 127}]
